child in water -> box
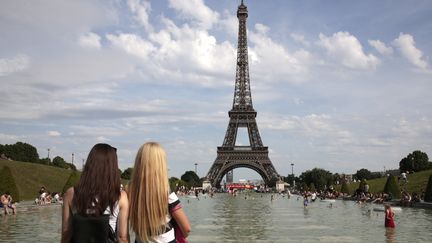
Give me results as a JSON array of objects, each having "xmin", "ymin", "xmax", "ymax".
[
  {"xmin": 303, "ymin": 196, "xmax": 308, "ymax": 207},
  {"xmin": 384, "ymin": 204, "xmax": 395, "ymax": 228}
]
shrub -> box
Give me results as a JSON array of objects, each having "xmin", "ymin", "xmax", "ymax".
[
  {"xmin": 424, "ymin": 175, "xmax": 432, "ymax": 202},
  {"xmin": 358, "ymin": 179, "xmax": 367, "ymax": 191},
  {"xmin": 340, "ymin": 180, "xmax": 350, "ymax": 194},
  {"xmin": 0, "ymin": 166, "xmax": 20, "ymax": 202},
  {"xmin": 62, "ymin": 171, "xmax": 81, "ymax": 193},
  {"xmin": 383, "ymin": 174, "xmax": 402, "ymax": 199}
]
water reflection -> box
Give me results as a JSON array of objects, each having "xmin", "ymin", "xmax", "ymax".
[
  {"xmin": 217, "ymin": 194, "xmax": 270, "ymax": 241},
  {"xmin": 385, "ymin": 228, "xmax": 396, "ymax": 243}
]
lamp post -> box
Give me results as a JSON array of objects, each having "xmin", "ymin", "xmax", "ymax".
[
  {"xmin": 291, "ymin": 163, "xmax": 294, "ymax": 176},
  {"xmin": 194, "ymin": 163, "xmax": 198, "ymax": 174},
  {"xmin": 47, "ymin": 148, "xmax": 50, "ymax": 159},
  {"xmin": 72, "ymin": 153, "xmax": 74, "ymax": 165},
  {"xmin": 291, "ymin": 163, "xmax": 295, "ymax": 188}
]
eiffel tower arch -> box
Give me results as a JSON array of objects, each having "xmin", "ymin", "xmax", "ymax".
[{"xmin": 205, "ymin": 1, "xmax": 280, "ymax": 188}]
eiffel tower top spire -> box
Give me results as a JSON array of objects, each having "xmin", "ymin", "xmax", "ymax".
[{"xmin": 232, "ymin": 0, "xmax": 253, "ymax": 112}]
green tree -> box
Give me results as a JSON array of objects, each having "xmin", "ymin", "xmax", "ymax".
[
  {"xmin": 66, "ymin": 163, "xmax": 77, "ymax": 171},
  {"xmin": 333, "ymin": 173, "xmax": 341, "ymax": 184},
  {"xmin": 300, "ymin": 168, "xmax": 333, "ymax": 191},
  {"xmin": 355, "ymin": 168, "xmax": 372, "ymax": 181},
  {"xmin": 121, "ymin": 167, "xmax": 133, "ymax": 180},
  {"xmin": 38, "ymin": 157, "xmax": 51, "ymax": 165},
  {"xmin": 383, "ymin": 174, "xmax": 402, "ymax": 199},
  {"xmin": 62, "ymin": 171, "xmax": 81, "ymax": 193},
  {"xmin": 181, "ymin": 171, "xmax": 200, "ymax": 187},
  {"xmin": 169, "ymin": 177, "xmax": 188, "ymax": 192},
  {"xmin": 52, "ymin": 156, "xmax": 67, "ymax": 169},
  {"xmin": 284, "ymin": 174, "xmax": 297, "ymax": 186},
  {"xmin": 0, "ymin": 166, "xmax": 20, "ymax": 201},
  {"xmin": 399, "ymin": 150, "xmax": 429, "ymax": 172},
  {"xmin": 1, "ymin": 142, "xmax": 39, "ymax": 163},
  {"xmin": 267, "ymin": 176, "xmax": 279, "ymax": 188},
  {"xmin": 424, "ymin": 175, "xmax": 432, "ymax": 202}
]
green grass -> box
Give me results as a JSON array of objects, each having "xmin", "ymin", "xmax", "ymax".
[
  {"xmin": 339, "ymin": 169, "xmax": 432, "ymax": 195},
  {"xmin": 0, "ymin": 159, "xmax": 73, "ymax": 201},
  {"xmin": 0, "ymin": 159, "xmax": 129, "ymax": 201}
]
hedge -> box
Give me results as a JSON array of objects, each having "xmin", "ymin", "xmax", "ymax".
[
  {"xmin": 0, "ymin": 166, "xmax": 20, "ymax": 202},
  {"xmin": 424, "ymin": 175, "xmax": 432, "ymax": 202},
  {"xmin": 383, "ymin": 174, "xmax": 401, "ymax": 199},
  {"xmin": 340, "ymin": 181, "xmax": 350, "ymax": 194}
]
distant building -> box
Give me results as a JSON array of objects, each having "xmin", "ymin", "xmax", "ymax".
[
  {"xmin": 226, "ymin": 170, "xmax": 233, "ymax": 183},
  {"xmin": 344, "ymin": 174, "xmax": 353, "ymax": 183}
]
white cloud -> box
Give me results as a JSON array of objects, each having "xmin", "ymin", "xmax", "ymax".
[
  {"xmin": 318, "ymin": 32, "xmax": 380, "ymax": 69},
  {"xmin": 96, "ymin": 136, "xmax": 111, "ymax": 142},
  {"xmin": 290, "ymin": 33, "xmax": 310, "ymax": 46},
  {"xmin": 47, "ymin": 131, "xmax": 61, "ymax": 137},
  {"xmin": 107, "ymin": 16, "xmax": 236, "ymax": 87},
  {"xmin": 263, "ymin": 114, "xmax": 349, "ymax": 137},
  {"xmin": 0, "ymin": 54, "xmax": 29, "ymax": 76},
  {"xmin": 127, "ymin": 0, "xmax": 153, "ymax": 32},
  {"xmin": 392, "ymin": 33, "xmax": 428, "ymax": 69},
  {"xmin": 218, "ymin": 10, "xmax": 237, "ymax": 37},
  {"xmin": 0, "ymin": 133, "xmax": 23, "ymax": 144},
  {"xmin": 368, "ymin": 39, "xmax": 393, "ymax": 55},
  {"xmin": 168, "ymin": 0, "xmax": 219, "ymax": 30},
  {"xmin": 78, "ymin": 32, "xmax": 102, "ymax": 49},
  {"xmin": 107, "ymin": 33, "xmax": 155, "ymax": 60},
  {"xmin": 249, "ymin": 24, "xmax": 313, "ymax": 83}
]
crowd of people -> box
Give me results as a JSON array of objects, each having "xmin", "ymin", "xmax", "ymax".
[
  {"xmin": 34, "ymin": 187, "xmax": 62, "ymax": 205},
  {"xmin": 60, "ymin": 142, "xmax": 191, "ymax": 243},
  {"xmin": 352, "ymin": 181, "xmax": 425, "ymax": 207}
]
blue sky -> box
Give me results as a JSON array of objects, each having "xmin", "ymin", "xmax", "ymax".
[{"xmin": 1, "ymin": 0, "xmax": 431, "ymax": 181}]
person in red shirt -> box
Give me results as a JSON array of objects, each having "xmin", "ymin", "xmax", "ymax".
[{"xmin": 384, "ymin": 204, "xmax": 395, "ymax": 228}]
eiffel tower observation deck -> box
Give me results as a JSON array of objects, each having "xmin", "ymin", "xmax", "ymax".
[{"xmin": 204, "ymin": 0, "xmax": 280, "ymax": 188}]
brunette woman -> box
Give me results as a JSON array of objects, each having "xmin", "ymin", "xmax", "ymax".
[{"xmin": 61, "ymin": 143, "xmax": 129, "ymax": 243}]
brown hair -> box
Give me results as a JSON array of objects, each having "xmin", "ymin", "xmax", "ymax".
[{"xmin": 73, "ymin": 143, "xmax": 120, "ymax": 216}]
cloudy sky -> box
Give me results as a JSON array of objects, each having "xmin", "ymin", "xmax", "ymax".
[{"xmin": 1, "ymin": 0, "xmax": 431, "ymax": 181}]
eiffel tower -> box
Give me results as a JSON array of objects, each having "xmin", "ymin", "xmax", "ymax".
[{"xmin": 204, "ymin": 0, "xmax": 280, "ymax": 187}]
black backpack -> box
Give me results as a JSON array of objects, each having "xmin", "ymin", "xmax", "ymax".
[
  {"xmin": 70, "ymin": 186, "xmax": 118, "ymax": 243},
  {"xmin": 70, "ymin": 213, "xmax": 118, "ymax": 243}
]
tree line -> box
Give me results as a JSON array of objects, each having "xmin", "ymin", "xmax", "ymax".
[
  {"xmin": 121, "ymin": 167, "xmax": 200, "ymax": 192},
  {"xmin": 284, "ymin": 150, "xmax": 432, "ymax": 191},
  {"xmin": 0, "ymin": 142, "xmax": 76, "ymax": 171},
  {"xmin": 2, "ymin": 141, "xmax": 430, "ymax": 190}
]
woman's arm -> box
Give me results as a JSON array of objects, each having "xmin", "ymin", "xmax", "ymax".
[
  {"xmin": 117, "ymin": 190, "xmax": 130, "ymax": 243},
  {"xmin": 172, "ymin": 207, "xmax": 191, "ymax": 237},
  {"xmin": 61, "ymin": 187, "xmax": 74, "ymax": 243}
]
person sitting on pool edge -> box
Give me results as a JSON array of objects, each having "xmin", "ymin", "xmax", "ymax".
[{"xmin": 1, "ymin": 192, "xmax": 16, "ymax": 215}]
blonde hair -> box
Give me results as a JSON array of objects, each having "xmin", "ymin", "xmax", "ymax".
[{"xmin": 128, "ymin": 142, "xmax": 170, "ymax": 242}]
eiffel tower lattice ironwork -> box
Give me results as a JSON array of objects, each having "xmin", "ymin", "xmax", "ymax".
[{"xmin": 205, "ymin": 0, "xmax": 280, "ymax": 187}]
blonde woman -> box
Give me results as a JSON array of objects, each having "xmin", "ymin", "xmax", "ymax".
[{"xmin": 128, "ymin": 142, "xmax": 191, "ymax": 243}]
